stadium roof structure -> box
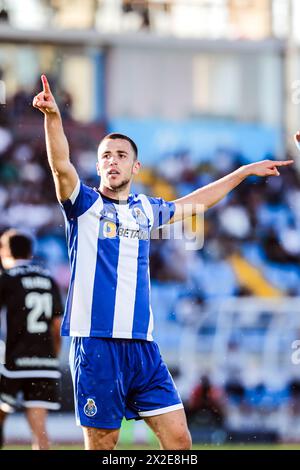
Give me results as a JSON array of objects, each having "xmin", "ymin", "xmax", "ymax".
[{"xmin": 0, "ymin": 24, "xmax": 286, "ymax": 53}]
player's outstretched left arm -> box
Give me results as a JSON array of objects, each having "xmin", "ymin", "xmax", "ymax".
[{"xmin": 171, "ymin": 159, "xmax": 293, "ymax": 223}]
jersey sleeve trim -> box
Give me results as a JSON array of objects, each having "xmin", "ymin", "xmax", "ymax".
[
  {"xmin": 60, "ymin": 181, "xmax": 99, "ymax": 219},
  {"xmin": 145, "ymin": 196, "xmax": 175, "ymax": 230},
  {"xmin": 69, "ymin": 178, "xmax": 81, "ymax": 205}
]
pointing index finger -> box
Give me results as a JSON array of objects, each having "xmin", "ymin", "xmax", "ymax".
[
  {"xmin": 41, "ymin": 74, "xmax": 51, "ymax": 94},
  {"xmin": 274, "ymin": 160, "xmax": 294, "ymax": 166}
]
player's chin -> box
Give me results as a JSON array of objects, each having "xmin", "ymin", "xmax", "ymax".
[
  {"xmin": 105, "ymin": 181, "xmax": 121, "ymax": 190},
  {"xmin": 107, "ymin": 179, "xmax": 120, "ymax": 188},
  {"xmin": 111, "ymin": 180, "xmax": 130, "ymax": 191}
]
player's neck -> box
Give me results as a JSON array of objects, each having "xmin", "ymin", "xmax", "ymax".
[{"xmin": 99, "ymin": 185, "xmax": 130, "ymax": 202}]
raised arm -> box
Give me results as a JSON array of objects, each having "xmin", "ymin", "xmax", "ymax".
[
  {"xmin": 172, "ymin": 159, "xmax": 293, "ymax": 223},
  {"xmin": 32, "ymin": 75, "xmax": 78, "ymax": 201}
]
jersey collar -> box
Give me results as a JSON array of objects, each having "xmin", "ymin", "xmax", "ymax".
[
  {"xmin": 11, "ymin": 259, "xmax": 31, "ymax": 267},
  {"xmin": 96, "ymin": 189, "xmax": 131, "ymax": 205}
]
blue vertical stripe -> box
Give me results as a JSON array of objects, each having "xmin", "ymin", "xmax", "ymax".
[
  {"xmin": 132, "ymin": 238, "xmax": 151, "ymax": 338},
  {"xmin": 131, "ymin": 199, "xmax": 151, "ymax": 338}
]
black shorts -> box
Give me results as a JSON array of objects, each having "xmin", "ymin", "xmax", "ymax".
[{"xmin": 0, "ymin": 375, "xmax": 61, "ymax": 412}]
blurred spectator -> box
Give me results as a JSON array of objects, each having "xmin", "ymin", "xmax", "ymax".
[
  {"xmin": 174, "ymin": 292, "xmax": 205, "ymax": 326},
  {"xmin": 10, "ymin": 88, "xmax": 33, "ymax": 118},
  {"xmin": 122, "ymin": 0, "xmax": 151, "ymax": 29},
  {"xmin": 262, "ymin": 229, "xmax": 300, "ymax": 264},
  {"xmin": 57, "ymin": 89, "xmax": 73, "ymax": 120},
  {"xmin": 0, "ymin": 8, "xmax": 9, "ymax": 23},
  {"xmin": 225, "ymin": 376, "xmax": 246, "ymax": 406},
  {"xmin": 186, "ymin": 374, "xmax": 226, "ymax": 429},
  {"xmin": 287, "ymin": 379, "xmax": 300, "ymax": 416}
]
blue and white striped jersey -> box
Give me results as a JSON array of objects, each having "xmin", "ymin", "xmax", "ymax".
[{"xmin": 60, "ymin": 179, "xmax": 175, "ymax": 341}]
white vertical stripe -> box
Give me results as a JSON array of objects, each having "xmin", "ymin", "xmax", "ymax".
[
  {"xmin": 146, "ymin": 266, "xmax": 154, "ymax": 341},
  {"xmin": 139, "ymin": 194, "xmax": 154, "ymax": 230},
  {"xmin": 113, "ymin": 205, "xmax": 139, "ymax": 337},
  {"xmin": 70, "ymin": 196, "xmax": 103, "ymax": 335}
]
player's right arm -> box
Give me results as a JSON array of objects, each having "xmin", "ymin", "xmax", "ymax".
[
  {"xmin": 51, "ymin": 317, "xmax": 62, "ymax": 357},
  {"xmin": 51, "ymin": 280, "xmax": 63, "ymax": 357},
  {"xmin": 32, "ymin": 75, "xmax": 78, "ymax": 201}
]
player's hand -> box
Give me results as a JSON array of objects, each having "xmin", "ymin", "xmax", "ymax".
[
  {"xmin": 244, "ymin": 159, "xmax": 294, "ymax": 177},
  {"xmin": 32, "ymin": 75, "xmax": 59, "ymax": 115}
]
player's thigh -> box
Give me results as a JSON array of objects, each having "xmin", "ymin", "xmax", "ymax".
[
  {"xmin": 82, "ymin": 426, "xmax": 120, "ymax": 450},
  {"xmin": 144, "ymin": 408, "xmax": 192, "ymax": 450},
  {"xmin": 126, "ymin": 341, "xmax": 183, "ymax": 421}
]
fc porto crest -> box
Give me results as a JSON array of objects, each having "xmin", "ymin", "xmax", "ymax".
[
  {"xmin": 132, "ymin": 207, "xmax": 148, "ymax": 226},
  {"xmin": 84, "ymin": 398, "xmax": 97, "ymax": 417}
]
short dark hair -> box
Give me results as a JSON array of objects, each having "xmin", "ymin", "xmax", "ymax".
[
  {"xmin": 0, "ymin": 229, "xmax": 33, "ymax": 259},
  {"xmin": 101, "ymin": 133, "xmax": 138, "ymax": 159}
]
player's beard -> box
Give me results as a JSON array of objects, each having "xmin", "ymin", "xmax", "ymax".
[{"xmin": 107, "ymin": 176, "xmax": 131, "ymax": 193}]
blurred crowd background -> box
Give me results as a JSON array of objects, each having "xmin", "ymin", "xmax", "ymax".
[{"xmin": 2, "ymin": 0, "xmax": 300, "ymax": 445}]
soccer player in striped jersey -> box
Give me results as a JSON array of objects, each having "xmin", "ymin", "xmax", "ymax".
[{"xmin": 33, "ymin": 75, "xmax": 293, "ymax": 450}]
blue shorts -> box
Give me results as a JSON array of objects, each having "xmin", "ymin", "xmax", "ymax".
[{"xmin": 69, "ymin": 337, "xmax": 183, "ymax": 429}]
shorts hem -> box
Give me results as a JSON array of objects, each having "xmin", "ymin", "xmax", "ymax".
[
  {"xmin": 0, "ymin": 400, "xmax": 15, "ymax": 413},
  {"xmin": 78, "ymin": 420, "xmax": 121, "ymax": 430},
  {"xmin": 23, "ymin": 401, "xmax": 61, "ymax": 410},
  {"xmin": 138, "ymin": 403, "xmax": 183, "ymax": 418},
  {"xmin": 64, "ymin": 331, "xmax": 153, "ymax": 341}
]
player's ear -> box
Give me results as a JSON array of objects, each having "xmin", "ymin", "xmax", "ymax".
[
  {"xmin": 96, "ymin": 161, "xmax": 101, "ymax": 177},
  {"xmin": 133, "ymin": 160, "xmax": 141, "ymax": 176}
]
